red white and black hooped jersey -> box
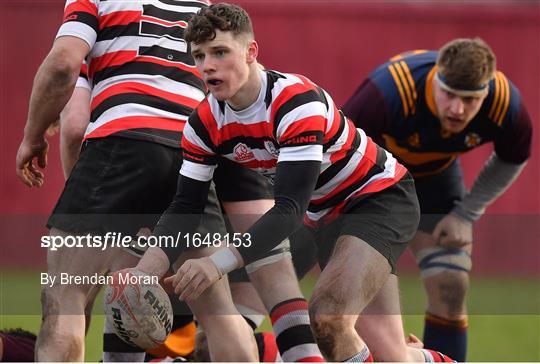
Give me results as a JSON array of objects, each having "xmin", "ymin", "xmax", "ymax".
[
  {"xmin": 181, "ymin": 69, "xmax": 408, "ymax": 226},
  {"xmin": 56, "ymin": 0, "xmax": 210, "ymax": 148}
]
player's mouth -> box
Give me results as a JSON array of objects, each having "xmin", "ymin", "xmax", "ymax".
[
  {"xmin": 206, "ymin": 78, "xmax": 223, "ymax": 87},
  {"xmin": 445, "ymin": 116, "xmax": 465, "ymax": 127}
]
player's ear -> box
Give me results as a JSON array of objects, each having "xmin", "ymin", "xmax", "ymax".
[{"xmin": 246, "ymin": 40, "xmax": 258, "ymax": 64}]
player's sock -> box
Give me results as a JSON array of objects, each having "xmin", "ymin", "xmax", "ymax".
[
  {"xmin": 342, "ymin": 346, "xmax": 373, "ymax": 362},
  {"xmin": 270, "ymin": 298, "xmax": 324, "ymax": 362},
  {"xmin": 255, "ymin": 332, "xmax": 282, "ymax": 362},
  {"xmin": 423, "ymin": 312, "xmax": 467, "ymax": 362},
  {"xmin": 102, "ymin": 320, "xmax": 146, "ymax": 362},
  {"xmin": 421, "ymin": 349, "xmax": 456, "ymax": 362}
]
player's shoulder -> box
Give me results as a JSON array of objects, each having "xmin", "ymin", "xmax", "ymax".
[
  {"xmin": 369, "ymin": 50, "xmax": 436, "ymax": 120},
  {"xmin": 483, "ymin": 70, "xmax": 522, "ymax": 128},
  {"xmin": 266, "ymin": 70, "xmax": 318, "ymax": 91},
  {"xmin": 265, "ymin": 69, "xmax": 326, "ymax": 104}
]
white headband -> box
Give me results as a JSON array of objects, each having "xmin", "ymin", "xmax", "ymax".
[{"xmin": 435, "ymin": 72, "xmax": 489, "ymax": 97}]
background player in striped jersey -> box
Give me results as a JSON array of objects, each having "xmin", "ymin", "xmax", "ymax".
[
  {"xmin": 131, "ymin": 4, "xmax": 433, "ymax": 362},
  {"xmin": 342, "ymin": 38, "xmax": 532, "ymax": 361},
  {"xmin": 29, "ymin": 2, "xmax": 322, "ymax": 361},
  {"xmin": 15, "ymin": 0, "xmax": 258, "ymax": 361}
]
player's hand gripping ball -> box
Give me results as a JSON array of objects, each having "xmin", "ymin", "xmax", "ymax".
[{"xmin": 104, "ymin": 269, "xmax": 173, "ymax": 349}]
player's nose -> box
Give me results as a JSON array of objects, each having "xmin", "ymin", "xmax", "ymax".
[{"xmin": 449, "ymin": 97, "xmax": 465, "ymax": 115}]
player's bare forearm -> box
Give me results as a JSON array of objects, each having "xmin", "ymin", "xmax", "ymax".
[
  {"xmin": 24, "ymin": 36, "xmax": 89, "ymax": 143},
  {"xmin": 24, "ymin": 55, "xmax": 79, "ymax": 143},
  {"xmin": 135, "ymin": 247, "xmax": 171, "ymax": 278}
]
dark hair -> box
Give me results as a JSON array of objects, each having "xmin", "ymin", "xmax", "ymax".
[
  {"xmin": 0, "ymin": 328, "xmax": 37, "ymax": 341},
  {"xmin": 185, "ymin": 3, "xmax": 254, "ymax": 44},
  {"xmin": 437, "ymin": 37, "xmax": 496, "ymax": 90}
]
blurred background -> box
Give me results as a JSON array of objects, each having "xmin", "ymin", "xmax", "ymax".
[{"xmin": 0, "ymin": 0, "xmax": 538, "ymax": 361}]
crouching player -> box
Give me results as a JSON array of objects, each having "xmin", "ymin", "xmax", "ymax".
[{"xmin": 342, "ymin": 38, "xmax": 532, "ymax": 361}]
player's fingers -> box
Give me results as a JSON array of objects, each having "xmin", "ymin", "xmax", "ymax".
[
  {"xmin": 176, "ymin": 267, "xmax": 195, "ymax": 295},
  {"xmin": 28, "ymin": 163, "xmax": 44, "ymax": 179},
  {"xmin": 28, "ymin": 164, "xmax": 44, "ymax": 186},
  {"xmin": 180, "ymin": 275, "xmax": 205, "ymax": 302},
  {"xmin": 172, "ymin": 261, "xmax": 192, "ymax": 287},
  {"xmin": 23, "ymin": 167, "xmax": 40, "ymax": 187},
  {"xmin": 18, "ymin": 167, "xmax": 33, "ymax": 187}
]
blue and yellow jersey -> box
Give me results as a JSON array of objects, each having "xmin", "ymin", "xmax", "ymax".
[{"xmin": 342, "ymin": 51, "xmax": 532, "ymax": 177}]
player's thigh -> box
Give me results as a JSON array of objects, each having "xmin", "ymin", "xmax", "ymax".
[
  {"xmin": 312, "ymin": 235, "xmax": 391, "ymax": 316},
  {"xmin": 44, "ymin": 228, "xmax": 124, "ymax": 313},
  {"xmin": 414, "ymin": 159, "xmax": 466, "ymax": 234},
  {"xmin": 312, "ymin": 174, "xmax": 419, "ymax": 314},
  {"xmin": 318, "ymin": 174, "xmax": 420, "ymax": 276}
]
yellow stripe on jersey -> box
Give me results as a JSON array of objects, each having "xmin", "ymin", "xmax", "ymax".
[
  {"xmin": 390, "ymin": 50, "xmax": 429, "ymax": 62},
  {"xmin": 400, "ymin": 61, "xmax": 418, "ymax": 102},
  {"xmin": 493, "ymin": 73, "xmax": 508, "ymax": 126},
  {"xmin": 425, "ymin": 66, "xmax": 438, "ymax": 116},
  {"xmin": 489, "ymin": 72, "xmax": 510, "ymax": 126},
  {"xmin": 382, "ymin": 134, "xmax": 459, "ymax": 165},
  {"xmin": 394, "ymin": 62, "xmax": 416, "ymax": 114},
  {"xmin": 388, "ymin": 64, "xmax": 410, "ymax": 118},
  {"xmin": 497, "ymin": 73, "xmax": 510, "ymax": 126},
  {"xmin": 488, "ymin": 72, "xmax": 503, "ymax": 121}
]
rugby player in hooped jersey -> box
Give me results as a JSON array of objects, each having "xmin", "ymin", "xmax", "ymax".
[
  {"xmin": 134, "ymin": 3, "xmax": 426, "ymax": 362},
  {"xmin": 15, "ymin": 0, "xmax": 258, "ymax": 361},
  {"xmin": 342, "ymin": 39, "xmax": 532, "ymax": 361}
]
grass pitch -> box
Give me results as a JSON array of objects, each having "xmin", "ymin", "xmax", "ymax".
[{"xmin": 1, "ymin": 270, "xmax": 538, "ymax": 361}]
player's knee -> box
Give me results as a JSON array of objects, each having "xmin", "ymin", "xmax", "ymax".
[
  {"xmin": 434, "ymin": 272, "xmax": 469, "ymax": 313},
  {"xmin": 309, "ymin": 296, "xmax": 348, "ymax": 358},
  {"xmin": 41, "ymin": 286, "xmax": 61, "ymax": 317},
  {"xmin": 41, "ymin": 285, "xmax": 85, "ymax": 317}
]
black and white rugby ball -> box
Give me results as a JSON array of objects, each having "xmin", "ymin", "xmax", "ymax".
[{"xmin": 104, "ymin": 269, "xmax": 173, "ymax": 349}]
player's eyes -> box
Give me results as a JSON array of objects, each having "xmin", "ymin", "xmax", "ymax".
[{"xmin": 444, "ymin": 90, "xmax": 457, "ymax": 99}]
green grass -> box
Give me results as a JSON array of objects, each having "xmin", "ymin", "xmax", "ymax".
[{"xmin": 1, "ymin": 270, "xmax": 539, "ymax": 361}]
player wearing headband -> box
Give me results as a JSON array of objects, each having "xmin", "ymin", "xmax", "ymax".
[{"xmin": 342, "ymin": 38, "xmax": 532, "ymax": 361}]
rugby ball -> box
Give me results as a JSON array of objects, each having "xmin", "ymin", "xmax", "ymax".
[{"xmin": 104, "ymin": 269, "xmax": 173, "ymax": 349}]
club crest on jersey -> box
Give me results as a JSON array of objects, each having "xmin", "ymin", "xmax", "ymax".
[
  {"xmin": 233, "ymin": 143, "xmax": 255, "ymax": 162},
  {"xmin": 264, "ymin": 140, "xmax": 279, "ymax": 157},
  {"xmin": 465, "ymin": 132, "xmax": 482, "ymax": 147}
]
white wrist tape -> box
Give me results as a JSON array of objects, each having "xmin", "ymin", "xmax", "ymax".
[{"xmin": 209, "ymin": 248, "xmax": 239, "ymax": 276}]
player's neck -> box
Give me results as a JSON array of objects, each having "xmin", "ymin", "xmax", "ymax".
[{"xmin": 227, "ymin": 64, "xmax": 262, "ymax": 111}]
